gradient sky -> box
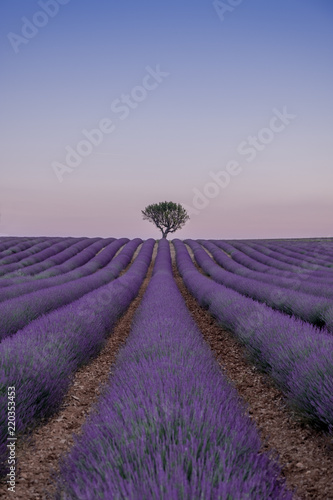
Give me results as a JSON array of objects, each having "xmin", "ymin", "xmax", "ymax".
[{"xmin": 1, "ymin": 0, "xmax": 332, "ymax": 239}]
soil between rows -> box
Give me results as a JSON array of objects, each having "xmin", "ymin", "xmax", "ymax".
[{"xmin": 170, "ymin": 245, "xmax": 333, "ymax": 499}]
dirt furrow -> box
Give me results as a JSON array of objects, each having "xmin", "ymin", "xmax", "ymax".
[{"xmin": 0, "ymin": 242, "xmax": 156, "ymax": 500}]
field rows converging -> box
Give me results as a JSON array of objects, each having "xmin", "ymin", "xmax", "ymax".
[
  {"xmin": 217, "ymin": 240, "xmax": 333, "ymax": 280},
  {"xmin": 0, "ymin": 238, "xmax": 114, "ymax": 298},
  {"xmin": 56, "ymin": 239, "xmax": 291, "ymax": 499},
  {"xmin": 174, "ymin": 239, "xmax": 333, "ymax": 432},
  {"xmin": 0, "ymin": 238, "xmax": 106, "ymax": 282},
  {"xmin": 0, "ymin": 239, "xmax": 141, "ymax": 340},
  {"xmin": 0, "ymin": 238, "xmax": 154, "ymax": 474},
  {"xmin": 200, "ymin": 240, "xmax": 333, "ymax": 292},
  {"xmin": 0, "ymin": 236, "xmax": 332, "ymax": 499},
  {"xmin": 185, "ymin": 239, "xmax": 333, "ymax": 330}
]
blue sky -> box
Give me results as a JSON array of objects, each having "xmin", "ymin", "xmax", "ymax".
[{"xmin": 1, "ymin": 0, "xmax": 332, "ymax": 238}]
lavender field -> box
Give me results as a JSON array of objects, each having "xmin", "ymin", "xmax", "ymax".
[{"xmin": 0, "ymin": 236, "xmax": 333, "ymax": 499}]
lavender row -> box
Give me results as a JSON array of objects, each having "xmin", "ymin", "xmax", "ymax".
[
  {"xmin": 231, "ymin": 240, "xmax": 332, "ymax": 276},
  {"xmin": 0, "ymin": 237, "xmax": 49, "ymax": 258},
  {"xmin": 215, "ymin": 241, "xmax": 333, "ymax": 282},
  {"xmin": 224, "ymin": 240, "xmax": 320, "ymax": 273},
  {"xmin": 256, "ymin": 239, "xmax": 333, "ymax": 259},
  {"xmin": 0, "ymin": 237, "xmax": 32, "ymax": 254},
  {"xmin": 258, "ymin": 241, "xmax": 333, "ymax": 266},
  {"xmin": 1, "ymin": 238, "xmax": 110, "ymax": 287},
  {"xmin": 187, "ymin": 240, "xmax": 333, "ymax": 331},
  {"xmin": 0, "ymin": 238, "xmax": 82, "ymax": 278},
  {"xmin": 174, "ymin": 239, "xmax": 333, "ymax": 433},
  {"xmin": 56, "ymin": 239, "xmax": 290, "ymax": 500},
  {"xmin": 33, "ymin": 237, "xmax": 113, "ymax": 278},
  {"xmin": 299, "ymin": 240, "xmax": 333, "ymax": 258},
  {"xmin": 200, "ymin": 240, "xmax": 333, "ymax": 300},
  {"xmin": 248, "ymin": 241, "xmax": 333, "ymax": 270},
  {"xmin": 246, "ymin": 240, "xmax": 332, "ymax": 264},
  {"xmin": 0, "ymin": 237, "xmax": 63, "ymax": 271},
  {"xmin": 0, "ymin": 237, "xmax": 63, "ymax": 265},
  {"xmin": 0, "ymin": 239, "xmax": 155, "ymax": 478},
  {"xmin": 4, "ymin": 238, "xmax": 93, "ymax": 279},
  {"xmin": 0, "ymin": 239, "xmax": 141, "ymax": 341},
  {"xmin": 0, "ymin": 238, "xmax": 101, "ymax": 286},
  {"xmin": 0, "ymin": 238, "xmax": 123, "ymax": 303}
]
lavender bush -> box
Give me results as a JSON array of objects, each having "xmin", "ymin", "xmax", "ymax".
[
  {"xmin": 0, "ymin": 238, "xmax": 30, "ymax": 254},
  {"xmin": 0, "ymin": 238, "xmax": 94, "ymax": 285},
  {"xmin": 0, "ymin": 238, "xmax": 60, "ymax": 271},
  {"xmin": 174, "ymin": 239, "xmax": 333, "ymax": 434},
  {"xmin": 1, "ymin": 237, "xmax": 96, "ymax": 281},
  {"xmin": 249, "ymin": 241, "xmax": 332, "ymax": 269},
  {"xmin": 0, "ymin": 238, "xmax": 121, "ymax": 302},
  {"xmin": 0, "ymin": 239, "xmax": 155, "ymax": 477},
  {"xmin": 1, "ymin": 238, "xmax": 72, "ymax": 271},
  {"xmin": 226, "ymin": 241, "xmax": 333, "ymax": 278},
  {"xmin": 0, "ymin": 237, "xmax": 49, "ymax": 258},
  {"xmin": 186, "ymin": 240, "xmax": 333, "ymax": 330},
  {"xmin": 56, "ymin": 239, "xmax": 291, "ymax": 500},
  {"xmin": 0, "ymin": 239, "xmax": 140, "ymax": 340},
  {"xmin": 260, "ymin": 241, "xmax": 333, "ymax": 266},
  {"xmin": 201, "ymin": 241, "xmax": 333, "ymax": 292}
]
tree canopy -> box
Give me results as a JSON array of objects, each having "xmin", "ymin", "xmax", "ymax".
[{"xmin": 141, "ymin": 201, "xmax": 190, "ymax": 239}]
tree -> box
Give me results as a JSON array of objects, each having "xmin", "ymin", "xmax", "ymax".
[{"xmin": 141, "ymin": 201, "xmax": 190, "ymax": 239}]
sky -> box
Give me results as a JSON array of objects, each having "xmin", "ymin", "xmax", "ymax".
[{"xmin": 1, "ymin": 0, "xmax": 332, "ymax": 239}]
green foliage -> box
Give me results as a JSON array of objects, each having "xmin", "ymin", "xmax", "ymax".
[{"xmin": 141, "ymin": 201, "xmax": 190, "ymax": 239}]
